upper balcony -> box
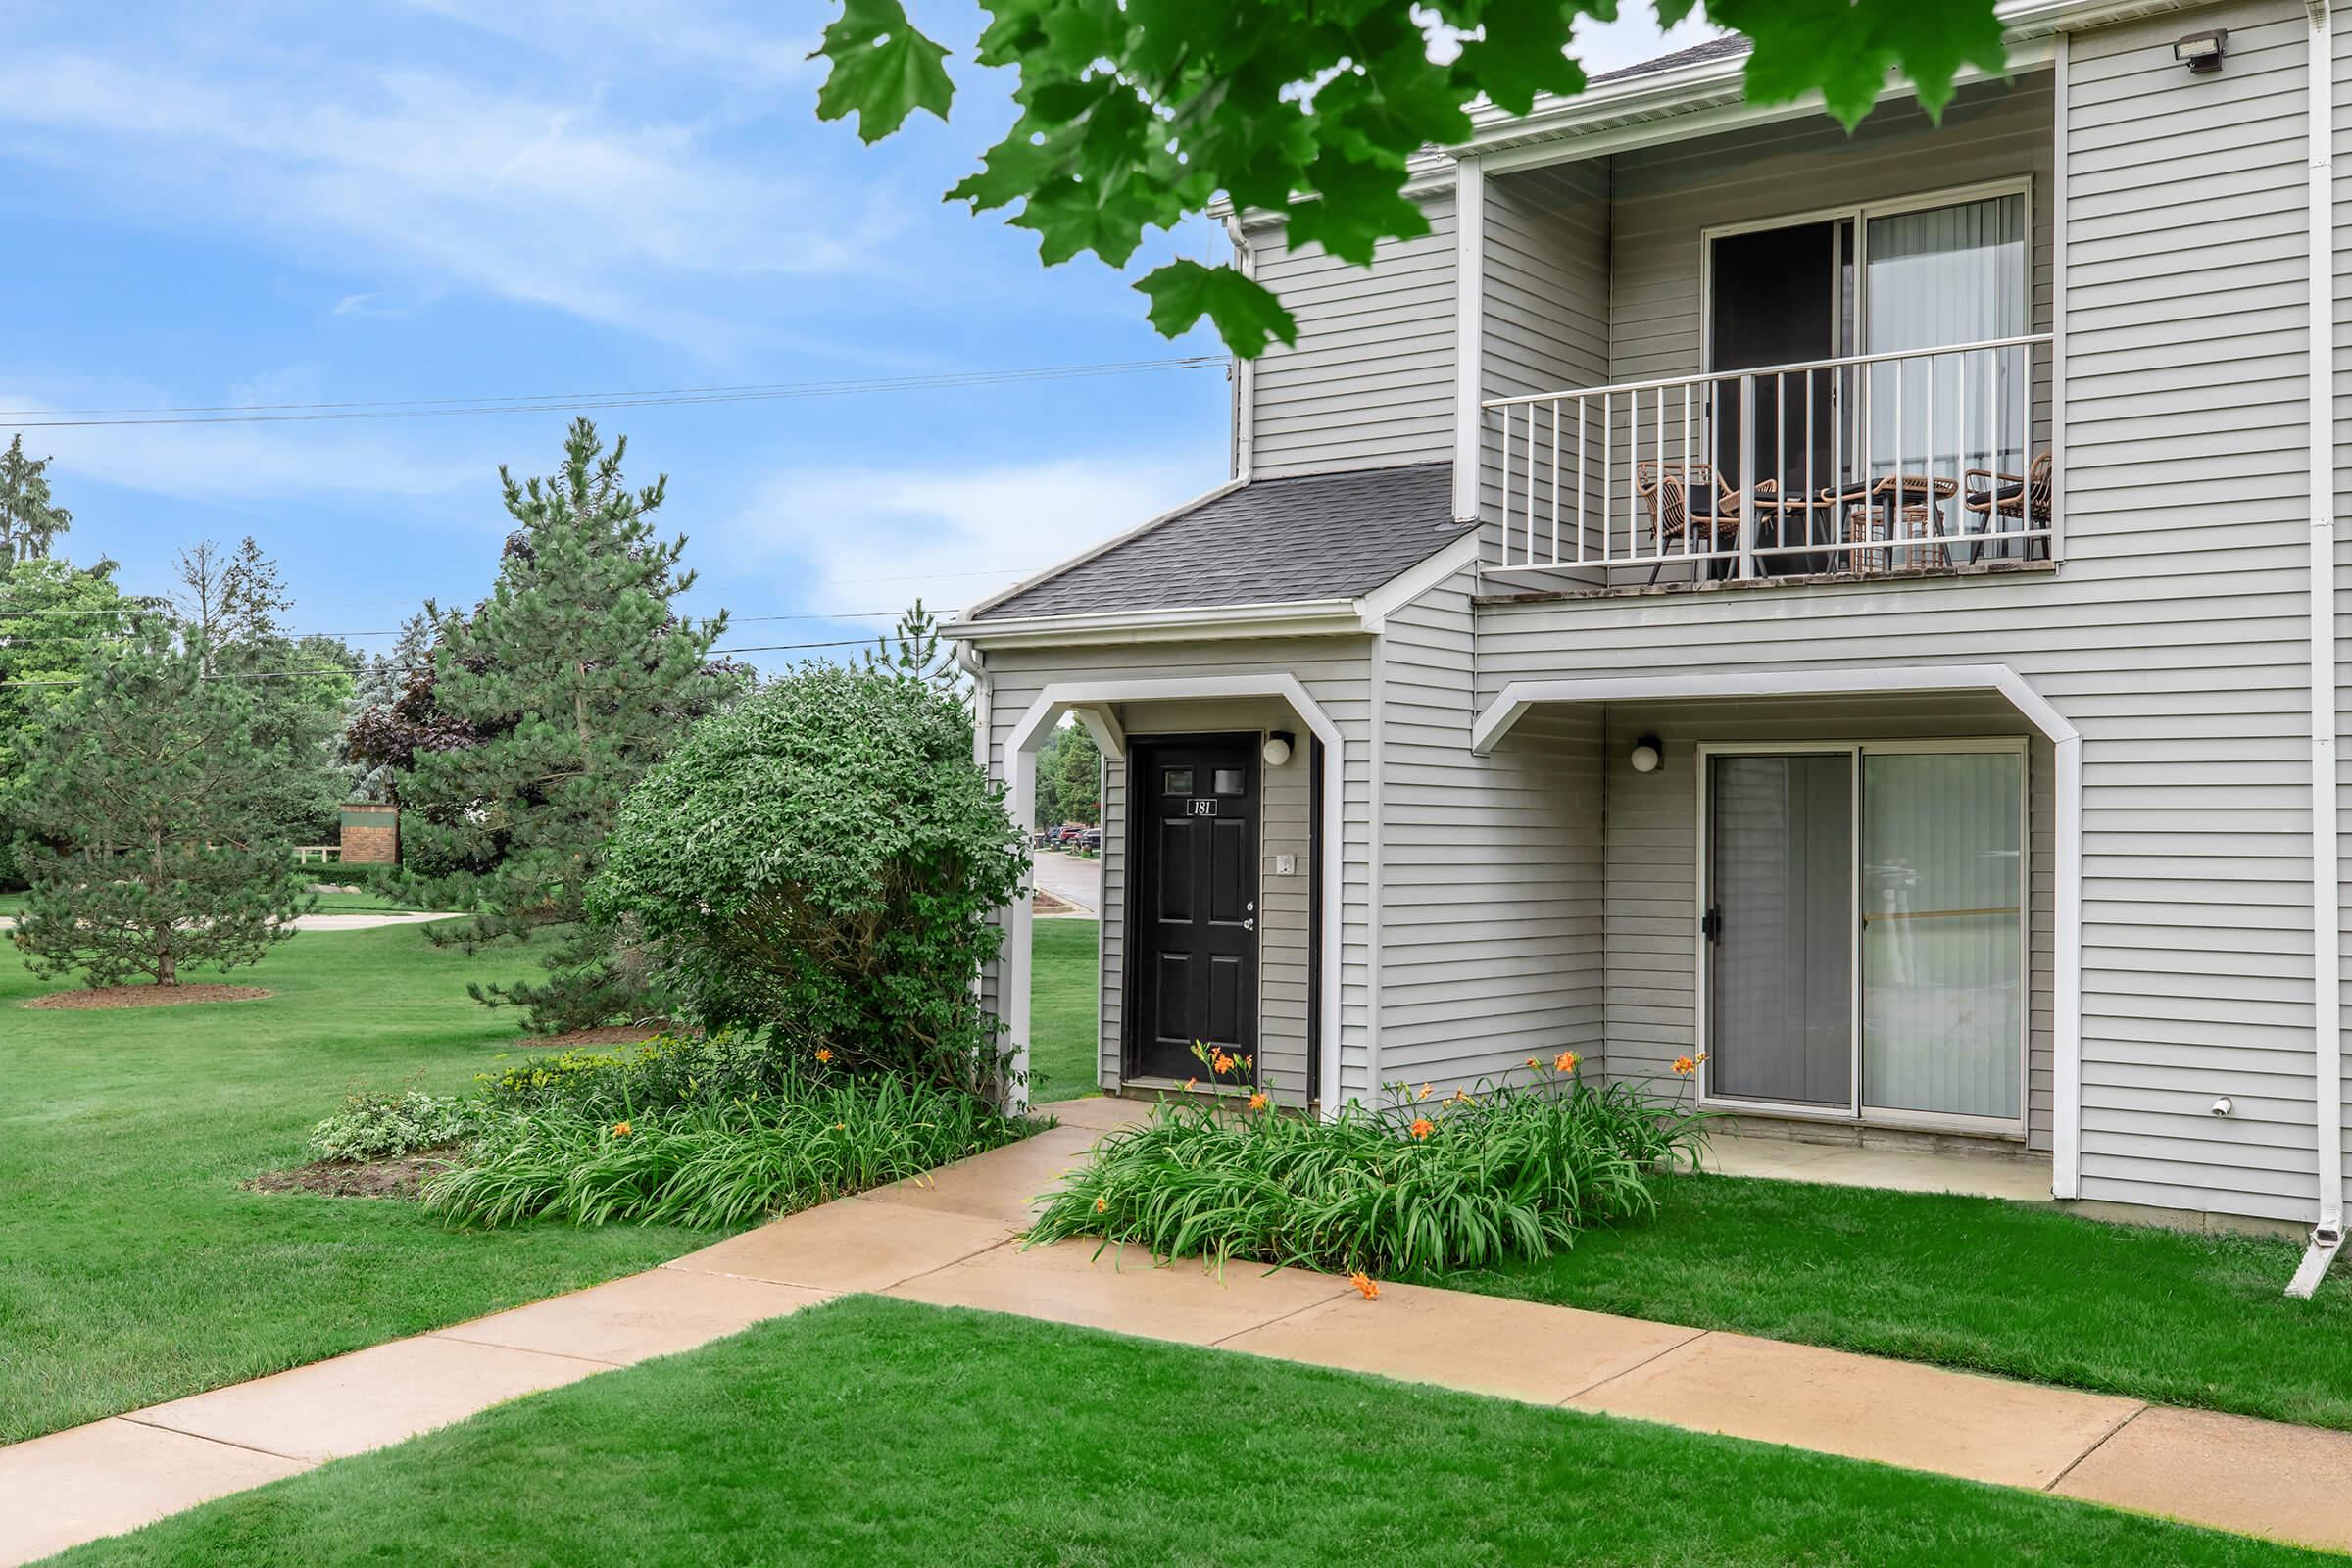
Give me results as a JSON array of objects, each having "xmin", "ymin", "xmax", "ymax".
[{"xmin": 1465, "ymin": 72, "xmax": 2059, "ymax": 595}]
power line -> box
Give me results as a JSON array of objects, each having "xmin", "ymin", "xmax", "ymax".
[
  {"xmin": 0, "ymin": 357, "xmax": 1226, "ymax": 430},
  {"xmin": 0, "ymin": 635, "xmax": 884, "ymax": 688}
]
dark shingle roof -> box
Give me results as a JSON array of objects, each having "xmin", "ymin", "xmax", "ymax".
[
  {"xmin": 1592, "ymin": 33, "xmax": 1746, "ymax": 86},
  {"xmin": 971, "ymin": 463, "xmax": 1466, "ymax": 621}
]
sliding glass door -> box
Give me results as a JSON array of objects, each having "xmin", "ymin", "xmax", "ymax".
[{"xmin": 1702, "ymin": 742, "xmax": 2026, "ymax": 1128}]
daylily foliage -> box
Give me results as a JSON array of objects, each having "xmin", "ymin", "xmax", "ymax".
[{"xmin": 814, "ymin": 0, "xmax": 2008, "ymax": 356}]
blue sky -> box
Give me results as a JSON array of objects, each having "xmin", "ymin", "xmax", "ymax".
[{"xmin": 0, "ymin": 1, "xmax": 1709, "ymax": 667}]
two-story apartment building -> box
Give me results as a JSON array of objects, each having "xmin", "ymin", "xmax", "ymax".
[{"xmin": 945, "ymin": 0, "xmax": 2351, "ymax": 1291}]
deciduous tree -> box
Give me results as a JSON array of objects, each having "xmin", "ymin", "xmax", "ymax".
[{"xmin": 815, "ymin": 0, "xmax": 2005, "ymax": 355}]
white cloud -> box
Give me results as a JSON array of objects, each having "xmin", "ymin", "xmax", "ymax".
[
  {"xmin": 730, "ymin": 455, "xmax": 1215, "ymax": 617},
  {"xmin": 0, "ymin": 48, "xmax": 900, "ymax": 353}
]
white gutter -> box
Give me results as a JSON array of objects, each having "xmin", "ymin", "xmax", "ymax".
[
  {"xmin": 945, "ymin": 597, "xmax": 1367, "ymax": 650},
  {"xmin": 2291, "ymin": 0, "xmax": 2344, "ymax": 1299}
]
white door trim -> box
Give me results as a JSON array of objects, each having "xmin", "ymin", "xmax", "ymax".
[{"xmin": 1003, "ymin": 674, "xmax": 1347, "ymax": 1118}]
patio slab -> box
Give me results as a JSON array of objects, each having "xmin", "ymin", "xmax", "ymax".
[
  {"xmin": 665, "ymin": 1195, "xmax": 1016, "ymax": 1293},
  {"xmin": 127, "ymin": 1334, "xmax": 605, "ymax": 1464},
  {"xmin": 1703, "ymin": 1133, "xmax": 2054, "ymax": 1201},
  {"xmin": 1220, "ymin": 1280, "xmax": 1704, "ymax": 1403},
  {"xmin": 434, "ymin": 1267, "xmax": 832, "ymax": 1366},
  {"xmin": 887, "ymin": 1237, "xmax": 1352, "ymax": 1346},
  {"xmin": 0, "ymin": 1418, "xmax": 307, "ymax": 1568},
  {"xmin": 2053, "ymin": 1406, "xmax": 2352, "ymax": 1553},
  {"xmin": 858, "ymin": 1124, "xmax": 1103, "ymax": 1224},
  {"xmin": 1569, "ymin": 1330, "xmax": 2142, "ymax": 1489}
]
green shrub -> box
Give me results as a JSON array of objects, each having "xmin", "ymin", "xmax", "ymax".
[
  {"xmin": 481, "ymin": 1030, "xmax": 790, "ymax": 1118},
  {"xmin": 422, "ymin": 1075, "xmax": 1029, "ymax": 1229},
  {"xmin": 308, "ymin": 1089, "xmax": 483, "ymax": 1162},
  {"xmin": 587, "ymin": 664, "xmax": 1025, "ymax": 1090},
  {"xmin": 1029, "ymin": 1069, "xmax": 1705, "ymax": 1277}
]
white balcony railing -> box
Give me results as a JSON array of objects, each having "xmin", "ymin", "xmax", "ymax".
[{"xmin": 1485, "ymin": 333, "xmax": 2055, "ymax": 584}]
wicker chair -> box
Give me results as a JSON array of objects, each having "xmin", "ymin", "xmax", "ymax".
[
  {"xmin": 1635, "ymin": 462, "xmax": 1773, "ymax": 582},
  {"xmin": 1962, "ymin": 451, "xmax": 2054, "ymax": 559}
]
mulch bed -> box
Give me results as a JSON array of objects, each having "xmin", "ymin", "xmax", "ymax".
[
  {"xmin": 247, "ymin": 1149, "xmax": 458, "ymax": 1200},
  {"xmin": 514, "ymin": 1023, "xmax": 678, "ymax": 1051},
  {"xmin": 27, "ymin": 984, "xmax": 272, "ymax": 1010},
  {"xmin": 1032, "ymin": 889, "xmax": 1079, "ymax": 916}
]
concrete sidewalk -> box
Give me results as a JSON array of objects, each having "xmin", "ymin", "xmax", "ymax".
[{"xmin": 4, "ymin": 1092, "xmax": 2348, "ymax": 1563}]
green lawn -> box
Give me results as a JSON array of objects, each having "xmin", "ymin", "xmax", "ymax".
[
  {"xmin": 0, "ymin": 922, "xmax": 707, "ymax": 1444},
  {"xmin": 1028, "ymin": 915, "xmax": 1099, "ymax": 1103},
  {"xmin": 49, "ymin": 1298, "xmax": 2325, "ymax": 1568},
  {"xmin": 1446, "ymin": 1171, "xmax": 2352, "ymax": 1432}
]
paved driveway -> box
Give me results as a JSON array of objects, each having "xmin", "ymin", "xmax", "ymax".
[{"xmin": 1030, "ymin": 850, "xmax": 1100, "ymax": 914}]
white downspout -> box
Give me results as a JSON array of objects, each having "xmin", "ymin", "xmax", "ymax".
[{"xmin": 2291, "ymin": 0, "xmax": 2344, "ymax": 1298}]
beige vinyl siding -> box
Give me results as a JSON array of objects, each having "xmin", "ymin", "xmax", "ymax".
[
  {"xmin": 1245, "ymin": 195, "xmax": 1458, "ymax": 478},
  {"xmin": 1594, "ymin": 698, "xmax": 2055, "ymax": 1149},
  {"xmin": 1376, "ymin": 568, "xmax": 1605, "ymax": 1093},
  {"xmin": 980, "ymin": 639, "xmax": 1378, "ymax": 1108},
  {"xmin": 2332, "ymin": 0, "xmax": 2352, "ymax": 1206}
]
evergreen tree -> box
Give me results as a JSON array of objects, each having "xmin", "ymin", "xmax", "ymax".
[
  {"xmin": 9, "ymin": 624, "xmax": 308, "ymax": 987},
  {"xmin": 0, "ymin": 436, "xmax": 73, "ymax": 564},
  {"xmin": 400, "ymin": 417, "xmax": 741, "ymax": 1031},
  {"xmin": 1030, "ymin": 720, "xmax": 1103, "ymax": 830},
  {"xmin": 864, "ymin": 598, "xmax": 961, "ymax": 697},
  {"xmin": 0, "ymin": 555, "xmax": 139, "ymax": 888}
]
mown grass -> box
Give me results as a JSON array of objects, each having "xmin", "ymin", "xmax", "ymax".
[
  {"xmin": 0, "ymin": 921, "xmax": 707, "ymax": 1443},
  {"xmin": 49, "ymin": 1297, "xmax": 2328, "ymax": 1568},
  {"xmin": 1447, "ymin": 1170, "xmax": 2352, "ymax": 1432},
  {"xmin": 1027, "ymin": 914, "xmax": 1098, "ymax": 1103}
]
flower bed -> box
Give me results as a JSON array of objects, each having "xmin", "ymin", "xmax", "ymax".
[{"xmin": 1030, "ymin": 1055, "xmax": 1704, "ymax": 1276}]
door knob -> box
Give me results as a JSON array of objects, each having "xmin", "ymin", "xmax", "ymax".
[{"xmin": 1242, "ymin": 918, "xmax": 1255, "ymax": 931}]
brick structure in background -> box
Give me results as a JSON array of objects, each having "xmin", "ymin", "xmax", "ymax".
[{"xmin": 339, "ymin": 803, "xmax": 399, "ymax": 864}]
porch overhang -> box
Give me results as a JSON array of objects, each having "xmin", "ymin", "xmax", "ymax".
[
  {"xmin": 1470, "ymin": 662, "xmax": 2085, "ymax": 1205},
  {"xmin": 1469, "ymin": 663, "xmax": 2078, "ymax": 755}
]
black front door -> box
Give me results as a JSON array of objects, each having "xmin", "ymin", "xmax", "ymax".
[{"xmin": 1129, "ymin": 736, "xmax": 1259, "ymax": 1083}]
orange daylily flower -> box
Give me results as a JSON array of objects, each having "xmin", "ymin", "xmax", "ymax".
[
  {"xmin": 1554, "ymin": 1052, "xmax": 1579, "ymax": 1073},
  {"xmin": 1349, "ymin": 1271, "xmax": 1380, "ymax": 1300},
  {"xmin": 1671, "ymin": 1054, "xmax": 1698, "ymax": 1076},
  {"xmin": 1184, "ymin": 1078, "xmax": 1199, "ymax": 1092},
  {"xmin": 1449, "ymin": 1088, "xmax": 1473, "ymax": 1104},
  {"xmin": 612, "ymin": 1120, "xmax": 632, "ymax": 1138},
  {"xmin": 1417, "ymin": 1083, "xmax": 1433, "ymax": 1101},
  {"xmin": 814, "ymin": 1048, "xmax": 834, "ymax": 1064},
  {"xmin": 1094, "ymin": 1196, "xmax": 1108, "ymax": 1213},
  {"xmin": 1409, "ymin": 1117, "xmax": 1435, "ymax": 1140},
  {"xmin": 1526, "ymin": 1056, "xmax": 1542, "ymax": 1070},
  {"xmin": 1210, "ymin": 1050, "xmax": 1236, "ymax": 1075},
  {"xmin": 1249, "ymin": 1092, "xmax": 1270, "ymax": 1111}
]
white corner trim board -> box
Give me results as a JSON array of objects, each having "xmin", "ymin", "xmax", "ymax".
[
  {"xmin": 2291, "ymin": 0, "xmax": 2343, "ymax": 1298},
  {"xmin": 1468, "ymin": 663, "xmax": 2084, "ymax": 1200},
  {"xmin": 1001, "ymin": 674, "xmax": 1348, "ymax": 1122},
  {"xmin": 1451, "ymin": 156, "xmax": 1486, "ymax": 523}
]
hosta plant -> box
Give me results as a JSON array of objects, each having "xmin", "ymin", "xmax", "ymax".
[{"xmin": 1029, "ymin": 1056, "xmax": 1704, "ymax": 1277}]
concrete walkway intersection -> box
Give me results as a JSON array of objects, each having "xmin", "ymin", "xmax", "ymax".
[{"xmin": 3, "ymin": 1092, "xmax": 2348, "ymax": 1564}]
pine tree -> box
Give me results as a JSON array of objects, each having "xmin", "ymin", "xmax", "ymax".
[
  {"xmin": 9, "ymin": 624, "xmax": 308, "ymax": 987},
  {"xmin": 400, "ymin": 418, "xmax": 740, "ymax": 1031},
  {"xmin": 864, "ymin": 598, "xmax": 962, "ymax": 697},
  {"xmin": 0, "ymin": 436, "xmax": 73, "ymax": 564}
]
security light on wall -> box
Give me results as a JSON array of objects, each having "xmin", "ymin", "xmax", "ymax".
[
  {"xmin": 1262, "ymin": 731, "xmax": 1296, "ymax": 768},
  {"xmin": 2173, "ymin": 28, "xmax": 2226, "ymax": 73},
  {"xmin": 1630, "ymin": 736, "xmax": 1664, "ymax": 774}
]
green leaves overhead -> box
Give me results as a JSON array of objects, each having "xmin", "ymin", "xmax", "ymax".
[
  {"xmin": 1137, "ymin": 261, "xmax": 1298, "ymax": 359},
  {"xmin": 812, "ymin": 0, "xmax": 955, "ymax": 143},
  {"xmin": 813, "ymin": 0, "xmax": 2010, "ymax": 357}
]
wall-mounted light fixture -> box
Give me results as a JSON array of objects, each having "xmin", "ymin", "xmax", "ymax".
[
  {"xmin": 1630, "ymin": 735, "xmax": 1664, "ymax": 775},
  {"xmin": 1262, "ymin": 730, "xmax": 1296, "ymax": 768},
  {"xmin": 2173, "ymin": 28, "xmax": 2227, "ymax": 74}
]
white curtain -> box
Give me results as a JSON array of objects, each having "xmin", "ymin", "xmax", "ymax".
[
  {"xmin": 1859, "ymin": 751, "xmax": 2023, "ymax": 1120},
  {"xmin": 1861, "ymin": 195, "xmax": 2029, "ymax": 497}
]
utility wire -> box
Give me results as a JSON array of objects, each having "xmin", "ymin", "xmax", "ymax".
[
  {"xmin": 0, "ymin": 635, "xmax": 882, "ymax": 688},
  {"xmin": 0, "ymin": 357, "xmax": 1225, "ymax": 429}
]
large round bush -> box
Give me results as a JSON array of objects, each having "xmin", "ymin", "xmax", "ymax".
[{"xmin": 589, "ymin": 666, "xmax": 1025, "ymax": 1087}]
